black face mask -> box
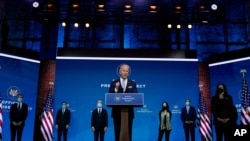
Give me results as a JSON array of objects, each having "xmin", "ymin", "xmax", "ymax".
[{"xmin": 217, "ymin": 88, "xmax": 224, "ymax": 94}]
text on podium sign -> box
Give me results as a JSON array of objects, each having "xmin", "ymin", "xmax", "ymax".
[{"xmin": 105, "ymin": 93, "xmax": 144, "ymax": 106}]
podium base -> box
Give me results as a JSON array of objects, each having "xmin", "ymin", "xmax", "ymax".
[{"xmin": 119, "ymin": 108, "xmax": 130, "ymax": 141}]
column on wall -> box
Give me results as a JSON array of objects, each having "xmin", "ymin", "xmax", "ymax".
[
  {"xmin": 198, "ymin": 62, "xmax": 212, "ymax": 141},
  {"xmin": 33, "ymin": 19, "xmax": 58, "ymax": 140}
]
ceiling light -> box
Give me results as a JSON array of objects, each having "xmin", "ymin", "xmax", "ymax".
[
  {"xmin": 211, "ymin": 4, "xmax": 218, "ymax": 10},
  {"xmin": 85, "ymin": 23, "xmax": 90, "ymax": 28},
  {"xmin": 97, "ymin": 4, "xmax": 105, "ymax": 12},
  {"xmin": 167, "ymin": 24, "xmax": 172, "ymax": 29},
  {"xmin": 62, "ymin": 22, "xmax": 66, "ymax": 27},
  {"xmin": 124, "ymin": 5, "xmax": 132, "ymax": 13},
  {"xmin": 32, "ymin": 2, "xmax": 39, "ymax": 8},
  {"xmin": 149, "ymin": 5, "xmax": 158, "ymax": 13},
  {"xmin": 72, "ymin": 4, "xmax": 79, "ymax": 8},
  {"xmin": 175, "ymin": 5, "xmax": 182, "ymax": 13},
  {"xmin": 74, "ymin": 22, "xmax": 79, "ymax": 28}
]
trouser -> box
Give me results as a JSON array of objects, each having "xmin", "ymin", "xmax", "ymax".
[
  {"xmin": 215, "ymin": 123, "xmax": 234, "ymax": 141},
  {"xmin": 94, "ymin": 127, "xmax": 105, "ymax": 141},
  {"xmin": 57, "ymin": 127, "xmax": 68, "ymax": 141},
  {"xmin": 10, "ymin": 124, "xmax": 24, "ymax": 141},
  {"xmin": 184, "ymin": 126, "xmax": 195, "ymax": 141},
  {"xmin": 157, "ymin": 129, "xmax": 171, "ymax": 141}
]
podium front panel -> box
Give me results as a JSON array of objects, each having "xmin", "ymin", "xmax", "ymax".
[{"xmin": 105, "ymin": 93, "xmax": 144, "ymax": 106}]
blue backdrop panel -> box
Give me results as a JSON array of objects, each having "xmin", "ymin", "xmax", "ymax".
[
  {"xmin": 209, "ymin": 58, "xmax": 250, "ymax": 125},
  {"xmin": 0, "ymin": 55, "xmax": 40, "ymax": 141},
  {"xmin": 54, "ymin": 58, "xmax": 199, "ymax": 141}
]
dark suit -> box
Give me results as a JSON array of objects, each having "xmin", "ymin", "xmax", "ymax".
[
  {"xmin": 181, "ymin": 106, "xmax": 197, "ymax": 141},
  {"xmin": 56, "ymin": 108, "xmax": 71, "ymax": 141},
  {"xmin": 109, "ymin": 79, "xmax": 137, "ymax": 141},
  {"xmin": 9, "ymin": 102, "xmax": 28, "ymax": 141},
  {"xmin": 91, "ymin": 108, "xmax": 108, "ymax": 141}
]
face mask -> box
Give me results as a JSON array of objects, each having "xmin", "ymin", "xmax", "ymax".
[
  {"xmin": 97, "ymin": 103, "xmax": 102, "ymax": 108},
  {"xmin": 17, "ymin": 98, "xmax": 22, "ymax": 102},
  {"xmin": 185, "ymin": 101, "xmax": 190, "ymax": 106},
  {"xmin": 217, "ymin": 88, "xmax": 224, "ymax": 94},
  {"xmin": 62, "ymin": 105, "xmax": 66, "ymax": 109}
]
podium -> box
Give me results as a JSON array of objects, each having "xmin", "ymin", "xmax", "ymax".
[{"xmin": 105, "ymin": 93, "xmax": 144, "ymax": 141}]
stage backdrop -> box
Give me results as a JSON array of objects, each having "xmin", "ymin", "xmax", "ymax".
[
  {"xmin": 209, "ymin": 57, "xmax": 250, "ymax": 125},
  {"xmin": 0, "ymin": 53, "xmax": 40, "ymax": 141},
  {"xmin": 54, "ymin": 57, "xmax": 200, "ymax": 141}
]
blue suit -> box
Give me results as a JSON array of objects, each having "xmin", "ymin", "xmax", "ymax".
[
  {"xmin": 109, "ymin": 79, "xmax": 137, "ymax": 141},
  {"xmin": 181, "ymin": 106, "xmax": 197, "ymax": 141}
]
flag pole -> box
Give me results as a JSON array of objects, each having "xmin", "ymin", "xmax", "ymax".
[
  {"xmin": 40, "ymin": 81, "xmax": 54, "ymax": 141},
  {"xmin": 240, "ymin": 68, "xmax": 250, "ymax": 125},
  {"xmin": 240, "ymin": 69, "xmax": 247, "ymax": 77}
]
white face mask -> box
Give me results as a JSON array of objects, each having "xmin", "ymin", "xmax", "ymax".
[
  {"xmin": 185, "ymin": 101, "xmax": 190, "ymax": 106},
  {"xmin": 17, "ymin": 98, "xmax": 23, "ymax": 102},
  {"xmin": 62, "ymin": 105, "xmax": 66, "ymax": 109},
  {"xmin": 97, "ymin": 103, "xmax": 102, "ymax": 108}
]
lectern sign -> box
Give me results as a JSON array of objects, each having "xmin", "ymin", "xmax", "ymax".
[{"xmin": 105, "ymin": 93, "xmax": 144, "ymax": 106}]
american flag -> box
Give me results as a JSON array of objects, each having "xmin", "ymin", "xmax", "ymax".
[
  {"xmin": 40, "ymin": 89, "xmax": 54, "ymax": 141},
  {"xmin": 197, "ymin": 92, "xmax": 212, "ymax": 141},
  {"xmin": 0, "ymin": 94, "xmax": 2, "ymax": 140},
  {"xmin": 240, "ymin": 70, "xmax": 250, "ymax": 125}
]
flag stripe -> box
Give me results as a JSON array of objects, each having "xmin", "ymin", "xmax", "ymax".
[
  {"xmin": 40, "ymin": 90, "xmax": 54, "ymax": 141},
  {"xmin": 240, "ymin": 73, "xmax": 250, "ymax": 125},
  {"xmin": 197, "ymin": 92, "xmax": 212, "ymax": 141}
]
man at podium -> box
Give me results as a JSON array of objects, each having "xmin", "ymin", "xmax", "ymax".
[{"xmin": 109, "ymin": 64, "xmax": 138, "ymax": 141}]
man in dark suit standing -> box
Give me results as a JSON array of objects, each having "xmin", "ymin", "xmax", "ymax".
[
  {"xmin": 181, "ymin": 99, "xmax": 197, "ymax": 141},
  {"xmin": 91, "ymin": 100, "xmax": 108, "ymax": 141},
  {"xmin": 108, "ymin": 64, "xmax": 137, "ymax": 141},
  {"xmin": 9, "ymin": 94, "xmax": 28, "ymax": 141},
  {"xmin": 56, "ymin": 101, "xmax": 71, "ymax": 141}
]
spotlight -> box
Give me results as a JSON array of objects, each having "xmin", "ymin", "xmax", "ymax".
[
  {"xmin": 188, "ymin": 24, "xmax": 192, "ymax": 29},
  {"xmin": 177, "ymin": 24, "xmax": 181, "ymax": 29},
  {"xmin": 211, "ymin": 4, "xmax": 218, "ymax": 10},
  {"xmin": 199, "ymin": 5, "xmax": 209, "ymax": 12},
  {"xmin": 70, "ymin": 0, "xmax": 80, "ymax": 12},
  {"xmin": 85, "ymin": 23, "xmax": 90, "ymax": 28},
  {"xmin": 124, "ymin": 4, "xmax": 132, "ymax": 13},
  {"xmin": 175, "ymin": 5, "xmax": 182, "ymax": 13},
  {"xmin": 72, "ymin": 3, "xmax": 79, "ymax": 9},
  {"xmin": 97, "ymin": 4, "xmax": 105, "ymax": 12},
  {"xmin": 167, "ymin": 24, "xmax": 172, "ymax": 29},
  {"xmin": 62, "ymin": 22, "xmax": 66, "ymax": 27},
  {"xmin": 72, "ymin": 3, "xmax": 79, "ymax": 12},
  {"xmin": 47, "ymin": 3, "xmax": 53, "ymax": 8},
  {"xmin": 149, "ymin": 5, "xmax": 158, "ymax": 13},
  {"xmin": 202, "ymin": 20, "xmax": 208, "ymax": 23},
  {"xmin": 74, "ymin": 22, "xmax": 79, "ymax": 28},
  {"xmin": 32, "ymin": 1, "xmax": 39, "ymax": 8}
]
